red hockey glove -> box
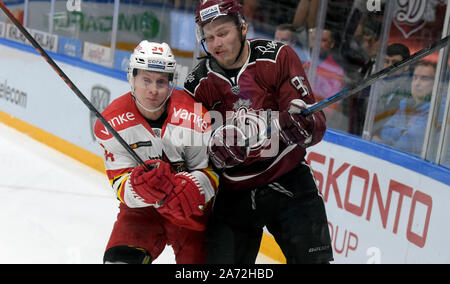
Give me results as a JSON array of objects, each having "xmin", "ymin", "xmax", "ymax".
[
  {"xmin": 276, "ymin": 100, "xmax": 314, "ymax": 147},
  {"xmin": 129, "ymin": 160, "xmax": 175, "ymax": 206},
  {"xmin": 208, "ymin": 125, "xmax": 248, "ymax": 169},
  {"xmin": 157, "ymin": 172, "xmax": 205, "ymax": 227}
]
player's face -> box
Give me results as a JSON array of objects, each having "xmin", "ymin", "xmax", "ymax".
[
  {"xmin": 203, "ymin": 16, "xmax": 248, "ymax": 69},
  {"xmin": 134, "ymin": 70, "xmax": 170, "ymax": 110}
]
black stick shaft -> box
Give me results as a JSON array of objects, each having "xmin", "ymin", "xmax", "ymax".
[
  {"xmin": 0, "ymin": 1, "xmax": 150, "ymax": 171},
  {"xmin": 301, "ymin": 34, "xmax": 450, "ymax": 116},
  {"xmin": 243, "ymin": 34, "xmax": 450, "ymax": 147}
]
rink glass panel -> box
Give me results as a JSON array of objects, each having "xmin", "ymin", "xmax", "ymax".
[{"xmin": 1, "ymin": 0, "xmax": 447, "ymax": 167}]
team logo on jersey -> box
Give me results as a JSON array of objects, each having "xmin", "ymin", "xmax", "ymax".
[
  {"xmin": 90, "ymin": 85, "xmax": 111, "ymax": 141},
  {"xmin": 186, "ymin": 73, "xmax": 196, "ymax": 84},
  {"xmin": 255, "ymin": 41, "xmax": 278, "ymax": 55},
  {"xmin": 231, "ymin": 84, "xmax": 240, "ymax": 95},
  {"xmin": 227, "ymin": 107, "xmax": 270, "ymax": 150},
  {"xmin": 153, "ymin": 128, "xmax": 161, "ymax": 138}
]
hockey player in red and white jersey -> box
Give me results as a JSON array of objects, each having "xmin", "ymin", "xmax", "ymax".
[
  {"xmin": 184, "ymin": 0, "xmax": 333, "ymax": 263},
  {"xmin": 94, "ymin": 41, "xmax": 218, "ymax": 264}
]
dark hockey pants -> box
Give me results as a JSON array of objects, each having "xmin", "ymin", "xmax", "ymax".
[{"xmin": 206, "ymin": 162, "xmax": 333, "ymax": 264}]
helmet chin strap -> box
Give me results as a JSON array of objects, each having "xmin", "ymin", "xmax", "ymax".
[
  {"xmin": 131, "ymin": 77, "xmax": 176, "ymax": 113},
  {"xmin": 231, "ymin": 21, "xmax": 247, "ymax": 65}
]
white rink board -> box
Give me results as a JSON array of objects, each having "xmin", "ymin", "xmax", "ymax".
[
  {"xmin": 307, "ymin": 139, "xmax": 450, "ymax": 264},
  {"xmin": 0, "ymin": 39, "xmax": 130, "ymax": 156}
]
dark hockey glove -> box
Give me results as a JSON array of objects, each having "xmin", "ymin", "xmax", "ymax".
[
  {"xmin": 276, "ymin": 100, "xmax": 314, "ymax": 147},
  {"xmin": 207, "ymin": 125, "xmax": 248, "ymax": 169}
]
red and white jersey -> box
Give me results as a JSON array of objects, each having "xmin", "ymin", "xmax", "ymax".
[
  {"xmin": 184, "ymin": 39, "xmax": 326, "ymax": 191},
  {"xmin": 94, "ymin": 90, "xmax": 218, "ymax": 208}
]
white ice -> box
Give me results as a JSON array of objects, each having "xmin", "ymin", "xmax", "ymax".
[
  {"xmin": 0, "ymin": 122, "xmax": 175, "ymax": 264},
  {"xmin": 0, "ymin": 122, "xmax": 276, "ymax": 264}
]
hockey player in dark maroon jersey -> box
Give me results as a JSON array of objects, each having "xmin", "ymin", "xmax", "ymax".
[{"xmin": 184, "ymin": 0, "xmax": 333, "ymax": 263}]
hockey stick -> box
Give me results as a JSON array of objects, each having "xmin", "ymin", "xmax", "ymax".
[
  {"xmin": 0, "ymin": 1, "xmax": 151, "ymax": 171},
  {"xmin": 301, "ymin": 34, "xmax": 450, "ymax": 116},
  {"xmin": 239, "ymin": 34, "xmax": 450, "ymax": 147}
]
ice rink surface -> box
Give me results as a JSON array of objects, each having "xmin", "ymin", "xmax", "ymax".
[
  {"xmin": 0, "ymin": 122, "xmax": 177, "ymax": 264},
  {"xmin": 0, "ymin": 122, "xmax": 277, "ymax": 264}
]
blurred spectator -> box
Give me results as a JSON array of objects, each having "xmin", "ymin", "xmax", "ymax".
[
  {"xmin": 338, "ymin": 2, "xmax": 384, "ymax": 77},
  {"xmin": 341, "ymin": 14, "xmax": 383, "ymax": 135},
  {"xmin": 372, "ymin": 43, "xmax": 412, "ymax": 141},
  {"xmin": 274, "ymin": 24, "xmax": 298, "ymax": 46},
  {"xmin": 443, "ymin": 125, "xmax": 450, "ymax": 168},
  {"xmin": 439, "ymin": 100, "xmax": 449, "ymax": 167},
  {"xmin": 241, "ymin": 0, "xmax": 263, "ymax": 39},
  {"xmin": 323, "ymin": 0, "xmax": 355, "ymax": 48},
  {"xmin": 305, "ymin": 27, "xmax": 346, "ymax": 130},
  {"xmin": 274, "ymin": 23, "xmax": 308, "ymax": 62},
  {"xmin": 380, "ymin": 61, "xmax": 437, "ymax": 156},
  {"xmin": 292, "ymin": 0, "xmax": 319, "ymax": 50},
  {"xmin": 292, "ymin": 0, "xmax": 319, "ymax": 30},
  {"xmin": 242, "ymin": 0, "xmax": 263, "ymax": 21},
  {"xmin": 173, "ymin": 0, "xmax": 195, "ymax": 10}
]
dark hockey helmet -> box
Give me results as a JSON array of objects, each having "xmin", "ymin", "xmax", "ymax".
[{"xmin": 195, "ymin": 0, "xmax": 245, "ymax": 41}]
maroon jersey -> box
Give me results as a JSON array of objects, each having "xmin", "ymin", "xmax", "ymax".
[{"xmin": 184, "ymin": 39, "xmax": 326, "ymax": 191}]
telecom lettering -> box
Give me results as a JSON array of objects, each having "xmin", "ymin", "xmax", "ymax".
[{"xmin": 0, "ymin": 79, "xmax": 27, "ymax": 108}]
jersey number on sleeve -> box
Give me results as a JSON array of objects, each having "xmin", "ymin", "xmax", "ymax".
[{"xmin": 290, "ymin": 76, "xmax": 310, "ymax": 97}]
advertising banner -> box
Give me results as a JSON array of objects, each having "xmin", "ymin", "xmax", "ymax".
[
  {"xmin": 5, "ymin": 23, "xmax": 58, "ymax": 52},
  {"xmin": 19, "ymin": 1, "xmax": 171, "ymax": 51},
  {"xmin": 113, "ymin": 49, "xmax": 131, "ymax": 72},
  {"xmin": 307, "ymin": 140, "xmax": 450, "ymax": 263},
  {"xmin": 0, "ymin": 40, "xmax": 128, "ymax": 155},
  {"xmin": 0, "ymin": 21, "xmax": 4, "ymax": 38},
  {"xmin": 58, "ymin": 36, "xmax": 83, "ymax": 58},
  {"xmin": 388, "ymin": 0, "xmax": 447, "ymax": 62},
  {"xmin": 82, "ymin": 41, "xmax": 113, "ymax": 68}
]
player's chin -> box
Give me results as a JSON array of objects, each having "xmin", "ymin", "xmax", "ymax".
[
  {"xmin": 145, "ymin": 97, "xmax": 163, "ymax": 105},
  {"xmin": 216, "ymin": 57, "xmax": 234, "ymax": 69}
]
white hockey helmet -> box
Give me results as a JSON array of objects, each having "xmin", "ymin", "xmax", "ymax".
[
  {"xmin": 128, "ymin": 41, "xmax": 177, "ymax": 113},
  {"xmin": 127, "ymin": 41, "xmax": 177, "ymax": 83}
]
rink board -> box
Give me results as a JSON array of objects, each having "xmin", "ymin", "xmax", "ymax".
[
  {"xmin": 307, "ymin": 134, "xmax": 450, "ymax": 263},
  {"xmin": 1, "ymin": 38, "xmax": 449, "ymax": 264},
  {"xmin": 0, "ymin": 37, "xmax": 128, "ymax": 159}
]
